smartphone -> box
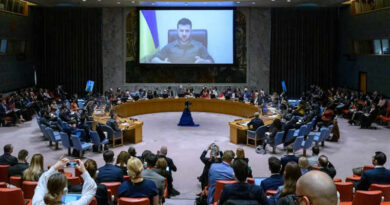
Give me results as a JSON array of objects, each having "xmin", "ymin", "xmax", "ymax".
[{"xmin": 66, "ymin": 161, "xmax": 78, "ymax": 168}]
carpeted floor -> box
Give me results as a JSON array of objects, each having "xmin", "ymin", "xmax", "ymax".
[{"xmin": 0, "ymin": 112, "xmax": 389, "ymax": 205}]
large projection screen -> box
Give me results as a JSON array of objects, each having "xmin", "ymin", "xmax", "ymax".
[{"xmin": 139, "ymin": 9, "xmax": 234, "ymax": 64}]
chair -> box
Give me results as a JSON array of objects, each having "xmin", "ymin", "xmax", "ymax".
[
  {"xmin": 22, "ymin": 181, "xmax": 38, "ymax": 199},
  {"xmin": 246, "ymin": 125, "xmax": 267, "ymax": 147},
  {"xmin": 294, "ymin": 125, "xmax": 308, "ymax": 137},
  {"xmin": 310, "ymin": 127, "xmax": 328, "ymax": 146},
  {"xmin": 346, "ymin": 175, "xmax": 361, "ymax": 183},
  {"xmin": 0, "ymin": 182, "xmax": 6, "ymax": 188},
  {"xmin": 333, "ymin": 178, "xmax": 342, "ymax": 183},
  {"xmin": 213, "ymin": 180, "xmax": 237, "ymax": 205},
  {"xmin": 90, "ymin": 131, "xmax": 108, "ymax": 152},
  {"xmin": 168, "ymin": 29, "xmax": 207, "ymax": 48},
  {"xmin": 247, "ymin": 178, "xmax": 254, "ymax": 184},
  {"xmin": 269, "ymin": 131, "xmax": 285, "ymax": 154},
  {"xmin": 292, "ymin": 136, "xmax": 304, "ymax": 153},
  {"xmin": 0, "ymin": 165, "xmax": 9, "ymax": 183},
  {"xmin": 300, "ymin": 134, "xmax": 314, "ymax": 156},
  {"xmin": 45, "ymin": 127, "xmax": 62, "ymax": 149},
  {"xmin": 71, "ymin": 135, "xmax": 92, "ymax": 158},
  {"xmin": 100, "ymin": 125, "xmax": 123, "ymax": 148},
  {"xmin": 339, "ymin": 190, "xmax": 383, "ymax": 205},
  {"xmin": 101, "ymin": 182, "xmax": 121, "ymax": 202},
  {"xmin": 284, "ymin": 129, "xmax": 296, "ymax": 145},
  {"xmin": 370, "ymin": 184, "xmax": 390, "ymax": 201},
  {"xmin": 335, "ymin": 182, "xmax": 354, "ymax": 202},
  {"xmin": 67, "ymin": 176, "xmax": 82, "ymax": 186},
  {"xmin": 0, "ymin": 188, "xmax": 26, "ymax": 205},
  {"xmin": 118, "ymin": 197, "xmax": 150, "ymax": 205},
  {"xmin": 60, "ymin": 132, "xmax": 72, "ymax": 156},
  {"xmin": 265, "ymin": 190, "xmax": 278, "ymax": 196},
  {"xmin": 363, "ymin": 165, "xmax": 375, "ymax": 171},
  {"xmin": 9, "ymin": 176, "xmax": 22, "ymax": 187}
]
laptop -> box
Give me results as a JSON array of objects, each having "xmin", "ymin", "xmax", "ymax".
[
  {"xmin": 62, "ymin": 194, "xmax": 82, "ymax": 203},
  {"xmin": 254, "ymin": 177, "xmax": 267, "ymax": 187}
]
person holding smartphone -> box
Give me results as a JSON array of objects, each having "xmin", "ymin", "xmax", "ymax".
[{"xmin": 32, "ymin": 158, "xmax": 97, "ymax": 205}]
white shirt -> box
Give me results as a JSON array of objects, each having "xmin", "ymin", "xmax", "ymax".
[{"xmin": 32, "ymin": 167, "xmax": 97, "ymax": 205}]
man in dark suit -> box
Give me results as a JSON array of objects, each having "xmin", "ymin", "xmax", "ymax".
[
  {"xmin": 260, "ymin": 157, "xmax": 284, "ymax": 192},
  {"xmin": 106, "ymin": 113, "xmax": 121, "ymax": 132},
  {"xmin": 9, "ymin": 149, "xmax": 29, "ymax": 177},
  {"xmin": 247, "ymin": 112, "xmax": 264, "ymax": 131},
  {"xmin": 97, "ymin": 150, "xmax": 124, "ymax": 183},
  {"xmin": 0, "ymin": 144, "xmax": 18, "ymax": 166},
  {"xmin": 219, "ymin": 159, "xmax": 268, "ymax": 205},
  {"xmin": 356, "ymin": 151, "xmax": 390, "ymax": 190},
  {"xmin": 158, "ymin": 146, "xmax": 179, "ymax": 197},
  {"xmin": 280, "ymin": 146, "xmax": 299, "ymax": 174},
  {"xmin": 318, "ymin": 155, "xmax": 337, "ymax": 179}
]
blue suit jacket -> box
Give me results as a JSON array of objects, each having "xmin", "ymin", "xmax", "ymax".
[
  {"xmin": 207, "ymin": 162, "xmax": 234, "ymax": 204},
  {"xmin": 280, "ymin": 155, "xmax": 299, "ymax": 174},
  {"xmin": 260, "ymin": 174, "xmax": 284, "ymax": 192},
  {"xmin": 97, "ymin": 164, "xmax": 124, "ymax": 183},
  {"xmin": 356, "ymin": 167, "xmax": 390, "ymax": 190}
]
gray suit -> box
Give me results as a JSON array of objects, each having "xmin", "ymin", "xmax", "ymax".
[{"xmin": 142, "ymin": 169, "xmax": 165, "ymax": 201}]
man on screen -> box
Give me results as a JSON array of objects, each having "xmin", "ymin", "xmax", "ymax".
[{"xmin": 151, "ymin": 18, "xmax": 214, "ymax": 64}]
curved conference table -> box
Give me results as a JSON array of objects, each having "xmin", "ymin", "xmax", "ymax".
[{"xmin": 96, "ymin": 98, "xmax": 277, "ymax": 144}]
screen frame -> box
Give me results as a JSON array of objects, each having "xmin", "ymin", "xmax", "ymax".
[{"xmin": 137, "ymin": 7, "xmax": 237, "ymax": 67}]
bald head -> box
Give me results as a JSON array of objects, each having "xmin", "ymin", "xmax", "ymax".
[
  {"xmin": 160, "ymin": 146, "xmax": 167, "ymax": 156},
  {"xmin": 296, "ymin": 171, "xmax": 337, "ymax": 205}
]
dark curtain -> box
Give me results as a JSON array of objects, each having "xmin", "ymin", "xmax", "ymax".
[
  {"xmin": 33, "ymin": 7, "xmax": 103, "ymax": 95},
  {"xmin": 270, "ymin": 8, "xmax": 338, "ymax": 98}
]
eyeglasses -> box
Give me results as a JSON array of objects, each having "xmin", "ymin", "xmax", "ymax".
[{"xmin": 293, "ymin": 195, "xmax": 312, "ymax": 205}]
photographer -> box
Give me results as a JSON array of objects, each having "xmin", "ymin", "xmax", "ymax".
[
  {"xmin": 198, "ymin": 143, "xmax": 223, "ymax": 190},
  {"xmin": 32, "ymin": 158, "xmax": 97, "ymax": 205}
]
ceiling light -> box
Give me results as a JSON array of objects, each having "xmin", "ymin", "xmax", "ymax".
[
  {"xmin": 236, "ymin": 1, "xmax": 240, "ymax": 4},
  {"xmin": 287, "ymin": 0, "xmax": 291, "ymax": 2},
  {"xmin": 252, "ymin": 2, "xmax": 255, "ymax": 4},
  {"xmin": 82, "ymin": 0, "xmax": 86, "ymax": 2},
  {"xmin": 131, "ymin": 0, "xmax": 135, "ymax": 3},
  {"xmin": 117, "ymin": 1, "xmax": 120, "ymax": 4}
]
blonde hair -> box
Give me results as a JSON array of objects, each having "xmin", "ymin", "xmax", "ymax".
[
  {"xmin": 236, "ymin": 148, "xmax": 245, "ymax": 159},
  {"xmin": 299, "ymin": 157, "xmax": 309, "ymax": 169},
  {"xmin": 23, "ymin": 154, "xmax": 44, "ymax": 181},
  {"xmin": 127, "ymin": 157, "xmax": 144, "ymax": 180},
  {"xmin": 44, "ymin": 173, "xmax": 67, "ymax": 205},
  {"xmin": 156, "ymin": 158, "xmax": 167, "ymax": 170}
]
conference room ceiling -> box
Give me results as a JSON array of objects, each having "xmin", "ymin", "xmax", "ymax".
[{"xmin": 28, "ymin": 0, "xmax": 348, "ymax": 7}]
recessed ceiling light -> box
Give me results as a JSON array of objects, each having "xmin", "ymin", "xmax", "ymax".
[
  {"xmin": 271, "ymin": 0, "xmax": 275, "ymax": 1},
  {"xmin": 97, "ymin": 0, "xmax": 101, "ymax": 1},
  {"xmin": 117, "ymin": 1, "xmax": 120, "ymax": 4},
  {"xmin": 287, "ymin": 0, "xmax": 291, "ymax": 2},
  {"xmin": 236, "ymin": 1, "xmax": 240, "ymax": 3},
  {"xmin": 252, "ymin": 2, "xmax": 255, "ymax": 4},
  {"xmin": 82, "ymin": 0, "xmax": 86, "ymax": 2},
  {"xmin": 131, "ymin": 0, "xmax": 135, "ymax": 3}
]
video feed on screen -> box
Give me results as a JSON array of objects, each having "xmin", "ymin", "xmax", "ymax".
[{"xmin": 139, "ymin": 9, "xmax": 234, "ymax": 64}]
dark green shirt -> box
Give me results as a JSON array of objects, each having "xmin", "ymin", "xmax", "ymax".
[{"xmin": 154, "ymin": 39, "xmax": 214, "ymax": 64}]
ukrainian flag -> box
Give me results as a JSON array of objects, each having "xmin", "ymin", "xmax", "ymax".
[{"xmin": 140, "ymin": 10, "xmax": 159, "ymax": 60}]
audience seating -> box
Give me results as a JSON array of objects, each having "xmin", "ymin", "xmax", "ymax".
[
  {"xmin": 101, "ymin": 182, "xmax": 121, "ymax": 202},
  {"xmin": 333, "ymin": 178, "xmax": 342, "ymax": 183},
  {"xmin": 0, "ymin": 182, "xmax": 6, "ymax": 188},
  {"xmin": 67, "ymin": 176, "xmax": 82, "ymax": 186},
  {"xmin": 247, "ymin": 178, "xmax": 254, "ymax": 184},
  {"xmin": 269, "ymin": 131, "xmax": 285, "ymax": 154},
  {"xmin": 294, "ymin": 125, "xmax": 308, "ymax": 138},
  {"xmin": 71, "ymin": 135, "xmax": 92, "ymax": 158},
  {"xmin": 60, "ymin": 131, "xmax": 72, "ymax": 156},
  {"xmin": 335, "ymin": 182, "xmax": 354, "ymax": 202},
  {"xmin": 0, "ymin": 188, "xmax": 26, "ymax": 205},
  {"xmin": 118, "ymin": 197, "xmax": 150, "ymax": 205},
  {"xmin": 300, "ymin": 134, "xmax": 314, "ymax": 156},
  {"xmin": 346, "ymin": 175, "xmax": 361, "ymax": 183},
  {"xmin": 100, "ymin": 125, "xmax": 123, "ymax": 148},
  {"xmin": 213, "ymin": 180, "xmax": 237, "ymax": 205},
  {"xmin": 0, "ymin": 165, "xmax": 9, "ymax": 183},
  {"xmin": 340, "ymin": 190, "xmax": 383, "ymax": 205},
  {"xmin": 246, "ymin": 125, "xmax": 266, "ymax": 147},
  {"xmin": 370, "ymin": 184, "xmax": 390, "ymax": 201},
  {"xmin": 310, "ymin": 127, "xmax": 329, "ymax": 147},
  {"xmin": 265, "ymin": 190, "xmax": 278, "ymax": 196},
  {"xmin": 123, "ymin": 175, "xmax": 130, "ymax": 181},
  {"xmin": 90, "ymin": 131, "xmax": 109, "ymax": 152},
  {"xmin": 363, "ymin": 165, "xmax": 375, "ymax": 171},
  {"xmin": 45, "ymin": 127, "xmax": 61, "ymax": 149},
  {"xmin": 10, "ymin": 176, "xmax": 22, "ymax": 187},
  {"xmin": 292, "ymin": 136, "xmax": 304, "ymax": 153},
  {"xmin": 284, "ymin": 129, "xmax": 296, "ymax": 145},
  {"xmin": 22, "ymin": 181, "xmax": 38, "ymax": 199}
]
